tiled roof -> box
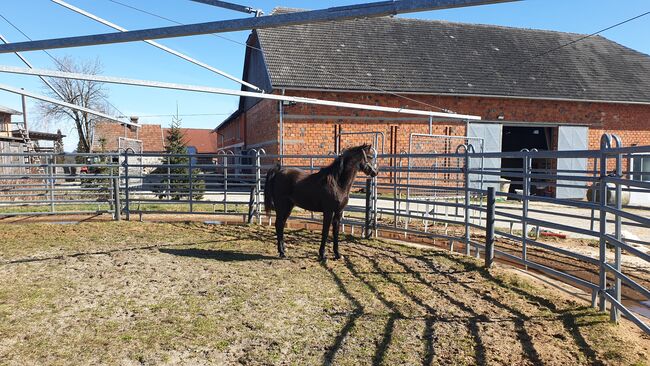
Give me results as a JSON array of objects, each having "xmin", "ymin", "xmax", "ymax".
[
  {"xmin": 163, "ymin": 128, "xmax": 219, "ymax": 154},
  {"xmin": 255, "ymin": 8, "xmax": 650, "ymax": 103}
]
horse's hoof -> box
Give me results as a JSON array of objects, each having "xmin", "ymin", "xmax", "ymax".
[
  {"xmin": 279, "ymin": 253, "xmax": 286, "ymax": 259},
  {"xmin": 333, "ymin": 254, "xmax": 342, "ymax": 260},
  {"xmin": 319, "ymin": 255, "xmax": 327, "ymax": 262}
]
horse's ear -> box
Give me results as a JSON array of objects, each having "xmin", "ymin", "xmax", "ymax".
[{"xmin": 362, "ymin": 143, "xmax": 371, "ymax": 151}]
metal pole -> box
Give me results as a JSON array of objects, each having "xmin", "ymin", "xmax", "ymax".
[
  {"xmin": 598, "ymin": 140, "xmax": 608, "ymax": 312},
  {"xmin": 113, "ymin": 176, "xmax": 121, "ymax": 221},
  {"xmin": 0, "ymin": 66, "xmax": 481, "ymax": 120},
  {"xmin": 190, "ymin": 0, "xmax": 260, "ymax": 15},
  {"xmin": 464, "ymin": 149, "xmax": 471, "ymax": 256},
  {"xmin": 123, "ymin": 150, "xmax": 130, "ymax": 221},
  {"xmin": 0, "ymin": 1, "xmax": 519, "ymax": 54},
  {"xmin": 48, "ymin": 157, "xmax": 55, "ymax": 212},
  {"xmin": 256, "ymin": 150, "xmax": 262, "ymax": 224},
  {"xmin": 522, "ymin": 155, "xmax": 530, "ymax": 269},
  {"xmin": 279, "ymin": 100, "xmax": 284, "ymax": 165},
  {"xmin": 21, "ymin": 94, "xmax": 29, "ymax": 134},
  {"xmin": 189, "ymin": 155, "xmax": 194, "ymax": 213},
  {"xmin": 223, "ymin": 153, "xmax": 228, "ymax": 212},
  {"xmin": 0, "ymin": 82, "xmax": 126, "ymax": 125},
  {"xmin": 365, "ymin": 178, "xmax": 372, "ymax": 239},
  {"xmin": 52, "ymin": 0, "xmax": 262, "ymax": 92},
  {"xmin": 485, "ymin": 187, "xmax": 496, "ymax": 268},
  {"xmin": 611, "ymin": 147, "xmax": 623, "ymax": 322}
]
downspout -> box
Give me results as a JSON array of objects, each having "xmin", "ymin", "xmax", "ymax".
[{"xmin": 428, "ymin": 115, "xmax": 432, "ymax": 135}]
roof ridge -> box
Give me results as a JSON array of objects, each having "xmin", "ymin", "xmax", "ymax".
[{"xmin": 268, "ymin": 6, "xmax": 590, "ymax": 37}]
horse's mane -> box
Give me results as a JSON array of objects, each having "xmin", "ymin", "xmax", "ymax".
[{"xmin": 319, "ymin": 144, "xmax": 368, "ymax": 179}]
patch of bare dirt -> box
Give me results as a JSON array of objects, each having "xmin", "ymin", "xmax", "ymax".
[{"xmin": 0, "ymin": 222, "xmax": 648, "ymax": 365}]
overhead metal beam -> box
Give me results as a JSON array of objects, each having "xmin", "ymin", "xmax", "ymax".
[
  {"xmin": 0, "ymin": 34, "xmax": 66, "ymax": 100},
  {"xmin": 0, "ymin": 65, "xmax": 482, "ymax": 120},
  {"xmin": 190, "ymin": 0, "xmax": 260, "ymax": 15},
  {"xmin": 0, "ymin": 0, "xmax": 518, "ymax": 53},
  {"xmin": 51, "ymin": 0, "xmax": 262, "ymax": 92},
  {"xmin": 0, "ymin": 82, "xmax": 134, "ymax": 126}
]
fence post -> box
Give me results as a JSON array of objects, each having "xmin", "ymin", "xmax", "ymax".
[
  {"xmin": 522, "ymin": 155, "xmax": 530, "ymax": 269},
  {"xmin": 598, "ymin": 138, "xmax": 608, "ymax": 312},
  {"xmin": 485, "ymin": 186, "xmax": 496, "ymax": 268},
  {"xmin": 189, "ymin": 155, "xmax": 194, "ymax": 213},
  {"xmin": 113, "ymin": 176, "xmax": 121, "ymax": 221},
  {"xmin": 464, "ymin": 148, "xmax": 471, "ymax": 256},
  {"xmin": 365, "ymin": 178, "xmax": 372, "ymax": 239},
  {"xmin": 611, "ymin": 146, "xmax": 623, "ymax": 322},
  {"xmin": 256, "ymin": 151, "xmax": 262, "ymax": 224},
  {"xmin": 48, "ymin": 156, "xmax": 55, "ymax": 212},
  {"xmin": 123, "ymin": 150, "xmax": 130, "ymax": 221},
  {"xmin": 223, "ymin": 153, "xmax": 229, "ymax": 213}
]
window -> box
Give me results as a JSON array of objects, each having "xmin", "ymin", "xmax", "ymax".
[{"xmin": 632, "ymin": 155, "xmax": 650, "ymax": 182}]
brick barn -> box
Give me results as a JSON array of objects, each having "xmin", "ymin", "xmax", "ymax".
[{"xmin": 216, "ymin": 8, "xmax": 650, "ymax": 197}]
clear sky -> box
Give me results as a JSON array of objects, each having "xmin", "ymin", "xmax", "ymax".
[{"xmin": 0, "ymin": 0, "xmax": 648, "ymax": 150}]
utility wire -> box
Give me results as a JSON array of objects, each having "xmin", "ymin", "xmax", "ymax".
[
  {"xmin": 0, "ymin": 13, "xmax": 128, "ymax": 119},
  {"xmin": 106, "ymin": 0, "xmax": 453, "ymax": 114},
  {"xmin": 469, "ymin": 10, "xmax": 650, "ymax": 85}
]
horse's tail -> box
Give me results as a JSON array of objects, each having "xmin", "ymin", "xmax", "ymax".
[{"xmin": 264, "ymin": 164, "xmax": 280, "ymax": 214}]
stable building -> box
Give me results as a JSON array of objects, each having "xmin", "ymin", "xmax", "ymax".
[{"xmin": 216, "ymin": 8, "xmax": 650, "ymax": 197}]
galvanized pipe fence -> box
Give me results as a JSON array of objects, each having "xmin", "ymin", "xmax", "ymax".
[{"xmin": 1, "ymin": 138, "xmax": 649, "ymax": 333}]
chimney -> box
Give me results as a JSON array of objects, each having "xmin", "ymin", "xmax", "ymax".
[{"xmin": 130, "ymin": 116, "xmax": 139, "ymax": 124}]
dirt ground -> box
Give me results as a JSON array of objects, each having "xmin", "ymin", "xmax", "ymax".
[{"xmin": 1, "ymin": 222, "xmax": 649, "ymax": 366}]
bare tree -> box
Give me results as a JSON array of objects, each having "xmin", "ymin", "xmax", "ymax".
[{"xmin": 39, "ymin": 56, "xmax": 113, "ymax": 153}]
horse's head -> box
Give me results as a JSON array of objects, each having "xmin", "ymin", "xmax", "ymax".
[{"xmin": 357, "ymin": 143, "xmax": 378, "ymax": 177}]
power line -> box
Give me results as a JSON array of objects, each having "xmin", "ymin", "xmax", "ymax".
[
  {"xmin": 106, "ymin": 0, "xmax": 453, "ymax": 114},
  {"xmin": 0, "ymin": 13, "xmax": 128, "ymax": 119},
  {"xmin": 469, "ymin": 10, "xmax": 650, "ymax": 85}
]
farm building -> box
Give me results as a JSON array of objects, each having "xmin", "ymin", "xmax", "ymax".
[
  {"xmin": 0, "ymin": 104, "xmax": 64, "ymax": 154},
  {"xmin": 216, "ymin": 8, "xmax": 650, "ymax": 197},
  {"xmin": 92, "ymin": 118, "xmax": 220, "ymax": 164}
]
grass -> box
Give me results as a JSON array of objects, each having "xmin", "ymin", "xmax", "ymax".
[{"xmin": 0, "ymin": 222, "xmax": 648, "ymax": 365}]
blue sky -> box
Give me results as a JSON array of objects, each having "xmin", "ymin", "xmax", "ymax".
[{"xmin": 0, "ymin": 0, "xmax": 648, "ymax": 150}]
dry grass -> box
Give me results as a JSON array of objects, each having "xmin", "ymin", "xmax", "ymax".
[{"xmin": 0, "ymin": 222, "xmax": 648, "ymax": 365}]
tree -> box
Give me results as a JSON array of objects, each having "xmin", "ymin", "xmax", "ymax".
[
  {"xmin": 38, "ymin": 56, "xmax": 112, "ymax": 153},
  {"xmin": 157, "ymin": 114, "xmax": 205, "ymax": 200}
]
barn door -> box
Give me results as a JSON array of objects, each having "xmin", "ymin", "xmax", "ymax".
[
  {"xmin": 556, "ymin": 126, "xmax": 588, "ymax": 199},
  {"xmin": 467, "ymin": 123, "xmax": 502, "ymax": 190}
]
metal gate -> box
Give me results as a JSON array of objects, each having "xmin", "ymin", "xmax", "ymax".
[
  {"xmin": 119, "ymin": 137, "xmax": 143, "ymax": 186},
  {"xmin": 467, "ymin": 123, "xmax": 502, "ymax": 190}
]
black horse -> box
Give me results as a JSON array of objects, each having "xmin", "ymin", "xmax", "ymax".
[{"xmin": 264, "ymin": 144, "xmax": 378, "ymax": 260}]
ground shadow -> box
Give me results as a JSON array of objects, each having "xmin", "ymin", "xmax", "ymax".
[{"xmin": 159, "ymin": 248, "xmax": 278, "ymax": 262}]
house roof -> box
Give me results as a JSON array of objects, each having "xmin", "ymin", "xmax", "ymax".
[
  {"xmin": 0, "ymin": 105, "xmax": 22, "ymax": 115},
  {"xmin": 92, "ymin": 121, "xmax": 165, "ymax": 152},
  {"xmin": 163, "ymin": 128, "xmax": 219, "ymax": 154},
  {"xmin": 254, "ymin": 8, "xmax": 650, "ymax": 104}
]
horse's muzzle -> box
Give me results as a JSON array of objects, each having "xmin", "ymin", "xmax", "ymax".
[{"xmin": 363, "ymin": 163, "xmax": 378, "ymax": 177}]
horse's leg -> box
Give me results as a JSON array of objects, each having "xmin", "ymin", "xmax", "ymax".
[
  {"xmin": 275, "ymin": 202, "xmax": 293, "ymax": 258},
  {"xmin": 319, "ymin": 210, "xmax": 333, "ymax": 261},
  {"xmin": 332, "ymin": 210, "xmax": 343, "ymax": 260}
]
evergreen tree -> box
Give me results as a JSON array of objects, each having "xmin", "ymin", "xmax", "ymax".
[{"xmin": 160, "ymin": 113, "xmax": 204, "ymax": 200}]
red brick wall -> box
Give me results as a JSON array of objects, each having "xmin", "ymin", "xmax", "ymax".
[
  {"xmin": 245, "ymin": 99, "xmax": 279, "ymax": 155},
  {"xmin": 219, "ymin": 90, "xmax": 650, "ymax": 164}
]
